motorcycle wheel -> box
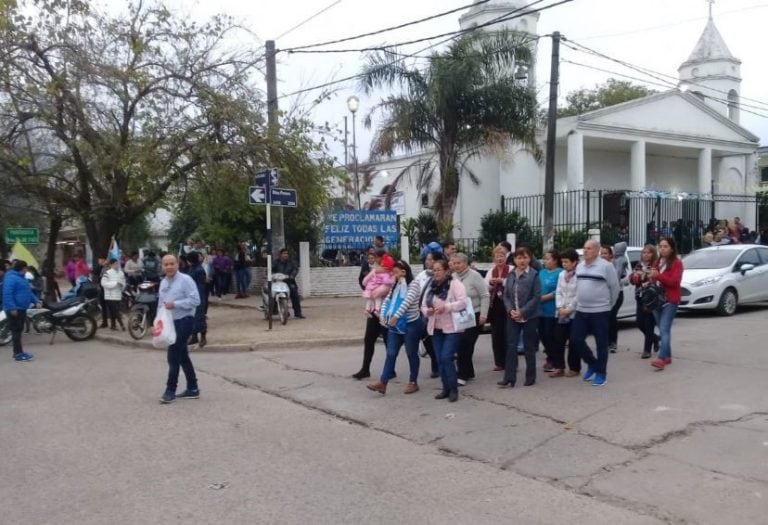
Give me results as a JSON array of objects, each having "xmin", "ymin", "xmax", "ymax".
[
  {"xmin": 0, "ymin": 320, "xmax": 11, "ymax": 346},
  {"xmin": 278, "ymin": 296, "xmax": 289, "ymax": 325},
  {"xmin": 63, "ymin": 314, "xmax": 98, "ymax": 342},
  {"xmin": 127, "ymin": 311, "xmax": 148, "ymax": 340}
]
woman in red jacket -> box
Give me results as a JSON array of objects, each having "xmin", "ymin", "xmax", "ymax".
[{"xmin": 649, "ymin": 237, "xmax": 683, "ymax": 370}]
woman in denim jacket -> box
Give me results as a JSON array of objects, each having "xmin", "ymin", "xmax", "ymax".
[{"xmin": 498, "ymin": 247, "xmax": 541, "ymax": 388}]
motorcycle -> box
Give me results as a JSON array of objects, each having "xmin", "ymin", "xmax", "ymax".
[
  {"xmin": 0, "ymin": 296, "xmax": 98, "ymax": 344},
  {"xmin": 261, "ymin": 273, "xmax": 291, "ymax": 325},
  {"xmin": 127, "ymin": 281, "xmax": 158, "ymax": 340}
]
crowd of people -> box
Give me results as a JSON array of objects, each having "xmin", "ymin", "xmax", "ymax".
[{"xmin": 352, "ymin": 236, "xmax": 684, "ymax": 402}]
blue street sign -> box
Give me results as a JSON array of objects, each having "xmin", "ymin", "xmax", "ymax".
[
  {"xmin": 254, "ymin": 168, "xmax": 279, "ymax": 188},
  {"xmin": 270, "ymin": 187, "xmax": 297, "ymax": 207},
  {"xmin": 249, "ymin": 186, "xmax": 267, "ymax": 204}
]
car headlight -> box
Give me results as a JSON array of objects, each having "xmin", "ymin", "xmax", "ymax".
[{"xmin": 691, "ymin": 275, "xmax": 723, "ymax": 287}]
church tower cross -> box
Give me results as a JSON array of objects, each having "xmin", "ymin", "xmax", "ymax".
[{"xmin": 707, "ymin": 0, "xmax": 714, "ymax": 19}]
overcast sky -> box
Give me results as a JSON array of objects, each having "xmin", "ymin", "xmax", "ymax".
[{"xmin": 127, "ymin": 0, "xmax": 768, "ymax": 162}]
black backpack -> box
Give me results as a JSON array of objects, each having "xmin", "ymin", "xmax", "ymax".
[{"xmin": 640, "ymin": 284, "xmax": 666, "ymax": 312}]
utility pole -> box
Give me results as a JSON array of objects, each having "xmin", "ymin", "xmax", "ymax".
[
  {"xmin": 266, "ymin": 40, "xmax": 285, "ymax": 260},
  {"xmin": 543, "ymin": 32, "xmax": 560, "ymax": 252},
  {"xmin": 265, "ymin": 39, "xmax": 279, "ymax": 330},
  {"xmin": 344, "ymin": 115, "xmax": 349, "ymax": 204}
]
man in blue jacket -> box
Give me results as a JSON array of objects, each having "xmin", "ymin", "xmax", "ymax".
[{"xmin": 3, "ymin": 259, "xmax": 39, "ymax": 362}]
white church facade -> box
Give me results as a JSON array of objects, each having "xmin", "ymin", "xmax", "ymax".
[{"xmin": 361, "ymin": 1, "xmax": 761, "ymax": 248}]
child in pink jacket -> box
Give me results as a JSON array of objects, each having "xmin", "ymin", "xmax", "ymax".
[{"xmin": 362, "ymin": 254, "xmax": 395, "ymax": 314}]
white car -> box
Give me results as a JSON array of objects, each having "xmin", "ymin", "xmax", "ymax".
[
  {"xmin": 680, "ymin": 244, "xmax": 768, "ymax": 316},
  {"xmin": 577, "ymin": 246, "xmax": 643, "ymax": 319}
]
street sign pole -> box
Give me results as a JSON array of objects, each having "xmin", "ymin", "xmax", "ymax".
[{"xmin": 265, "ymin": 170, "xmax": 273, "ymax": 331}]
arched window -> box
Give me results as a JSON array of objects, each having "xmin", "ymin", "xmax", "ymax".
[{"xmin": 727, "ymin": 89, "xmax": 739, "ymax": 121}]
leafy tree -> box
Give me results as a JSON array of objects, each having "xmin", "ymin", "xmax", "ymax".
[
  {"xmin": 479, "ymin": 210, "xmax": 535, "ymax": 248},
  {"xmin": 0, "ymin": 1, "xmax": 332, "ymax": 266},
  {"xmin": 558, "ymin": 79, "xmax": 656, "ymax": 118},
  {"xmin": 414, "ymin": 212, "xmax": 439, "ymax": 247},
  {"xmin": 360, "ymin": 30, "xmax": 540, "ymax": 227}
]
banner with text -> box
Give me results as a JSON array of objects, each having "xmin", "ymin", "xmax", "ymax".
[{"xmin": 323, "ymin": 210, "xmax": 398, "ymax": 249}]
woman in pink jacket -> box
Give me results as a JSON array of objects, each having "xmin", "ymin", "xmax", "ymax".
[{"xmin": 420, "ymin": 259, "xmax": 467, "ymax": 402}]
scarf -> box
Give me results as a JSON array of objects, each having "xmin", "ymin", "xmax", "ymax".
[{"xmin": 426, "ymin": 275, "xmax": 452, "ymax": 308}]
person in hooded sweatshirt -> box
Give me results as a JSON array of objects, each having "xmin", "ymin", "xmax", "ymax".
[{"xmin": 601, "ymin": 242, "xmax": 629, "ymax": 353}]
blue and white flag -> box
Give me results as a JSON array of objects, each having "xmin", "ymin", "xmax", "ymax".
[{"xmin": 108, "ymin": 236, "xmax": 122, "ymax": 268}]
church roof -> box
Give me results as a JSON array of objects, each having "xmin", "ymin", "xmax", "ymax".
[{"xmin": 683, "ymin": 18, "xmax": 738, "ymax": 64}]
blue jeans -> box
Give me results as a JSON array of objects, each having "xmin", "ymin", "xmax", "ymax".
[
  {"xmin": 166, "ymin": 316, "xmax": 197, "ymax": 392},
  {"xmin": 380, "ymin": 319, "xmax": 422, "ymax": 384},
  {"xmin": 571, "ymin": 310, "xmax": 611, "ymax": 375},
  {"xmin": 431, "ymin": 329, "xmax": 460, "ymax": 393},
  {"xmin": 653, "ymin": 303, "xmax": 678, "ymax": 360},
  {"xmin": 236, "ymin": 268, "xmax": 251, "ymax": 295}
]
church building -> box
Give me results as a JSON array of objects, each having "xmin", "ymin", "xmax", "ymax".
[{"xmin": 362, "ymin": 0, "xmax": 761, "ymax": 248}]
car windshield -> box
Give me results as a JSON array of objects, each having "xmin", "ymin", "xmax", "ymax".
[{"xmin": 683, "ymin": 250, "xmax": 738, "ymax": 269}]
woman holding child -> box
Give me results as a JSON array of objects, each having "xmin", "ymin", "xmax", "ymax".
[{"xmin": 367, "ymin": 260, "xmax": 422, "ymax": 395}]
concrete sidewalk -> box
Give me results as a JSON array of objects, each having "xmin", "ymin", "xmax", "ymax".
[{"xmin": 95, "ymin": 293, "xmax": 369, "ymax": 352}]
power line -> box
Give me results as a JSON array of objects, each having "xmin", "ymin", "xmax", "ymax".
[
  {"xmin": 278, "ymin": 1, "xmax": 561, "ymax": 100},
  {"xmin": 281, "ymin": 0, "xmax": 492, "ymax": 52},
  {"xmin": 571, "ymin": 2, "xmax": 768, "ymax": 42},
  {"xmin": 275, "ymin": 0, "xmax": 344, "ymax": 40},
  {"xmin": 285, "ymin": 0, "xmax": 572, "ymax": 55},
  {"xmin": 563, "ymin": 38, "xmax": 768, "ymax": 110}
]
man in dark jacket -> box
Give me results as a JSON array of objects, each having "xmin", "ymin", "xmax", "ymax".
[
  {"xmin": 3, "ymin": 259, "xmax": 39, "ymax": 361},
  {"xmin": 272, "ymin": 248, "xmax": 304, "ymax": 318}
]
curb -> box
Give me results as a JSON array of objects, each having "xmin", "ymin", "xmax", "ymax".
[{"xmin": 95, "ymin": 333, "xmax": 362, "ymax": 353}]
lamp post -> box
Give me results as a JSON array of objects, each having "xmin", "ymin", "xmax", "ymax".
[{"xmin": 347, "ymin": 95, "xmax": 361, "ymax": 210}]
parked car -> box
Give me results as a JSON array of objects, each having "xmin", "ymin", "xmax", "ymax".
[
  {"xmin": 680, "ymin": 244, "xmax": 768, "ymax": 316},
  {"xmin": 577, "ymin": 246, "xmax": 643, "ymax": 319}
]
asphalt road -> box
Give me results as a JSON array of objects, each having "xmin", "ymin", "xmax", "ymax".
[{"xmin": 3, "ymin": 306, "xmax": 767, "ymax": 524}]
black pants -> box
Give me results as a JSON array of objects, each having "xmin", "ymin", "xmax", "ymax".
[
  {"xmin": 635, "ymin": 298, "xmax": 658, "ymax": 353},
  {"xmin": 166, "ymin": 316, "xmax": 197, "ymax": 392},
  {"xmin": 456, "ymin": 313, "xmax": 480, "ymax": 381},
  {"xmin": 105, "ymin": 300, "xmax": 124, "ymax": 328},
  {"xmin": 287, "ymin": 282, "xmax": 302, "ymax": 316},
  {"xmin": 608, "ymin": 291, "xmax": 624, "ymax": 345},
  {"xmin": 538, "ymin": 316, "xmax": 558, "ymax": 360},
  {"xmin": 490, "ymin": 308, "xmax": 507, "ymax": 368},
  {"xmin": 99, "ymin": 288, "xmax": 108, "ymax": 325},
  {"xmin": 359, "ymin": 314, "xmax": 386, "ymax": 373},
  {"xmin": 552, "ymin": 320, "xmax": 580, "ymax": 371},
  {"xmin": 504, "ymin": 319, "xmax": 537, "ymax": 384},
  {"xmin": 8, "ymin": 311, "xmax": 26, "ymax": 356}
]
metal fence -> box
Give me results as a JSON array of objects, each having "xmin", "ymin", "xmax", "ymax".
[{"xmin": 501, "ymin": 189, "xmax": 760, "ymax": 253}]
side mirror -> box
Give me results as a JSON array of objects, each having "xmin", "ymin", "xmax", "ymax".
[{"xmin": 740, "ymin": 263, "xmax": 755, "ymax": 274}]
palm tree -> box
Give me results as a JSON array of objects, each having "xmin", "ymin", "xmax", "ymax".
[{"xmin": 360, "ymin": 30, "xmax": 540, "ymax": 227}]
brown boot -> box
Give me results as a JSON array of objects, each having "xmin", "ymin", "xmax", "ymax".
[
  {"xmin": 403, "ymin": 382, "xmax": 419, "ymax": 394},
  {"xmin": 548, "ymin": 369, "xmax": 565, "ymax": 378},
  {"xmin": 366, "ymin": 381, "xmax": 386, "ymax": 395},
  {"xmin": 199, "ymin": 332, "xmax": 207, "ymax": 348}
]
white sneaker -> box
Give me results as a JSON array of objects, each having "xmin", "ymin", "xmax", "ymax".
[{"xmin": 457, "ymin": 378, "xmax": 467, "ymax": 386}]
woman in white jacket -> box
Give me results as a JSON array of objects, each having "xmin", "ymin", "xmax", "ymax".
[
  {"xmin": 101, "ymin": 258, "xmax": 126, "ymax": 330},
  {"xmin": 551, "ymin": 248, "xmax": 580, "ymax": 377}
]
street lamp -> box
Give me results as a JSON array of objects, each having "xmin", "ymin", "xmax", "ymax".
[{"xmin": 347, "ymin": 95, "xmax": 361, "ymax": 210}]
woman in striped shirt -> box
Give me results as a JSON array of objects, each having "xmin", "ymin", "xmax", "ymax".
[{"xmin": 367, "ymin": 260, "xmax": 423, "ymax": 395}]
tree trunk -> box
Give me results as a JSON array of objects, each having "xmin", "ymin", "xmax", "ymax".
[
  {"xmin": 42, "ymin": 212, "xmax": 63, "ymax": 301},
  {"xmin": 84, "ymin": 215, "xmax": 122, "ymax": 272}
]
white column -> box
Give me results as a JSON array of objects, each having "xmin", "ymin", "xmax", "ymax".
[
  {"xmin": 698, "ymin": 147, "xmax": 712, "ymax": 195},
  {"xmin": 299, "ymin": 241, "xmax": 310, "ymax": 298},
  {"xmin": 567, "ymin": 131, "xmax": 584, "ymax": 190},
  {"xmin": 400, "ymin": 235, "xmax": 410, "ymax": 265},
  {"xmin": 630, "ymin": 140, "xmax": 646, "ymax": 191}
]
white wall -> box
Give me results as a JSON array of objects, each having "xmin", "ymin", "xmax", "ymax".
[
  {"xmin": 583, "ymin": 149, "xmax": 630, "ymax": 190},
  {"xmin": 646, "ymin": 155, "xmax": 698, "ymax": 192}
]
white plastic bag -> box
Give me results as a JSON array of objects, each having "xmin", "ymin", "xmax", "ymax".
[{"xmin": 152, "ymin": 306, "xmax": 177, "ymax": 349}]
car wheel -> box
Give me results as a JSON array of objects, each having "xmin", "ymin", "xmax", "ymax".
[{"xmin": 716, "ymin": 288, "xmax": 738, "ymax": 316}]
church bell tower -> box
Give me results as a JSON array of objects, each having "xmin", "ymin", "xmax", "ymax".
[{"xmin": 678, "ymin": 3, "xmax": 742, "ymax": 123}]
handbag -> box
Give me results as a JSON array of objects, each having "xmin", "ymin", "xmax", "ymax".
[
  {"xmin": 450, "ymin": 295, "xmax": 477, "ymax": 331},
  {"xmin": 640, "ymin": 284, "xmax": 666, "ymax": 312},
  {"xmin": 152, "ymin": 306, "xmax": 177, "ymax": 348}
]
